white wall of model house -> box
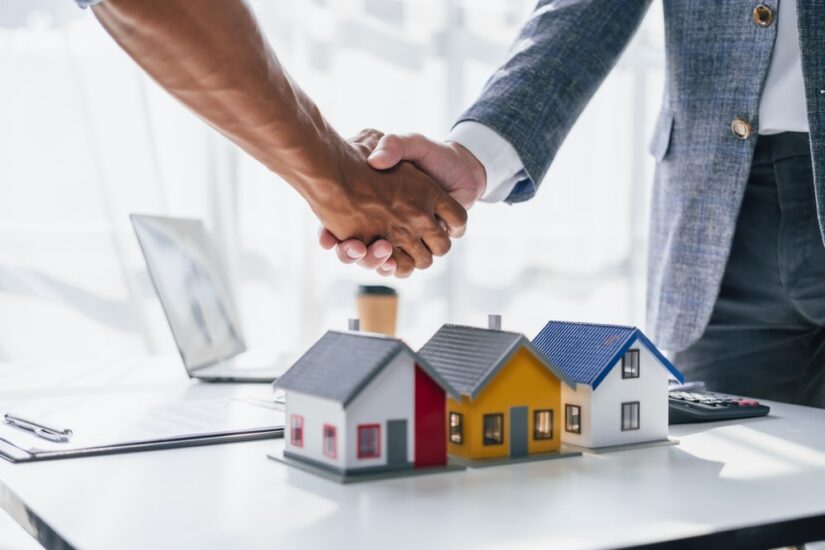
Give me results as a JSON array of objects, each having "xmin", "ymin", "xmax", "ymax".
[
  {"xmin": 284, "ymin": 390, "xmax": 346, "ymax": 469},
  {"xmin": 344, "ymin": 352, "xmax": 415, "ymax": 469},
  {"xmin": 284, "ymin": 352, "xmax": 416, "ymax": 472},
  {"xmin": 561, "ymin": 342, "xmax": 672, "ymax": 448}
]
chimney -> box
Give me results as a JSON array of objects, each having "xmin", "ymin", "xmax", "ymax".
[
  {"xmin": 348, "ymin": 318, "xmax": 360, "ymax": 331},
  {"xmin": 488, "ymin": 314, "xmax": 502, "ymax": 330}
]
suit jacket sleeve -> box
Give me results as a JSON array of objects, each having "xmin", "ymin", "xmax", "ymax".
[{"xmin": 457, "ymin": 0, "xmax": 653, "ymax": 204}]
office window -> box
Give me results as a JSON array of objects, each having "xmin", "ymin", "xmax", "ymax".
[
  {"xmin": 290, "ymin": 415, "xmax": 304, "ymax": 447},
  {"xmin": 483, "ymin": 413, "xmax": 504, "ymax": 445},
  {"xmin": 565, "ymin": 404, "xmax": 581, "ymax": 434},
  {"xmin": 533, "ymin": 409, "xmax": 553, "ymax": 440},
  {"xmin": 449, "ymin": 412, "xmax": 464, "ymax": 444},
  {"xmin": 621, "ymin": 402, "xmax": 640, "ymax": 431},
  {"xmin": 357, "ymin": 424, "xmax": 380, "ymax": 459},
  {"xmin": 323, "ymin": 424, "xmax": 337, "ymax": 458},
  {"xmin": 622, "ymin": 349, "xmax": 640, "ymax": 378}
]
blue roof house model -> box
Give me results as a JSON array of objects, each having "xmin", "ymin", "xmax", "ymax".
[{"xmin": 533, "ymin": 321, "xmax": 684, "ymax": 449}]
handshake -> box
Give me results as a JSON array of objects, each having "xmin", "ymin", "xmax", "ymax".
[
  {"xmin": 87, "ymin": 0, "xmax": 490, "ymax": 280},
  {"xmin": 312, "ymin": 129, "xmax": 487, "ymax": 278}
]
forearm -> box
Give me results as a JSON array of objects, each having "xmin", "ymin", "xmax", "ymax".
[
  {"xmin": 92, "ymin": 0, "xmax": 345, "ymax": 205},
  {"xmin": 458, "ymin": 0, "xmax": 652, "ymax": 201}
]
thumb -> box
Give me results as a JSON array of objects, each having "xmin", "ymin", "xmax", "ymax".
[
  {"xmin": 367, "ymin": 134, "xmax": 405, "ymax": 170},
  {"xmin": 368, "ymin": 133, "xmax": 433, "ymax": 171}
]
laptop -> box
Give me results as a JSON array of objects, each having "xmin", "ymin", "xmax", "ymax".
[{"xmin": 131, "ymin": 214, "xmax": 286, "ymax": 383}]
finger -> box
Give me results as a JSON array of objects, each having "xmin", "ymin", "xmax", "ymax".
[
  {"xmin": 368, "ymin": 133, "xmax": 432, "ymax": 170},
  {"xmin": 435, "ymin": 195, "xmax": 468, "ymax": 238},
  {"xmin": 357, "ymin": 239, "xmax": 393, "ymax": 269},
  {"xmin": 318, "ymin": 227, "xmax": 339, "ymax": 250},
  {"xmin": 402, "ymin": 238, "xmax": 434, "ymax": 270},
  {"xmin": 377, "ymin": 258, "xmax": 397, "ymax": 277},
  {"xmin": 334, "ymin": 239, "xmax": 367, "ymax": 264},
  {"xmin": 358, "ymin": 129, "xmax": 383, "ymax": 152},
  {"xmin": 350, "ymin": 128, "xmax": 384, "ymax": 156},
  {"xmin": 422, "ymin": 230, "xmax": 451, "ymax": 258},
  {"xmin": 393, "ymin": 248, "xmax": 415, "ymax": 278}
]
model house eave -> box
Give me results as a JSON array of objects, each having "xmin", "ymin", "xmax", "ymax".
[
  {"xmin": 466, "ymin": 337, "xmax": 576, "ymax": 398},
  {"xmin": 590, "ymin": 331, "xmax": 684, "ymax": 390}
]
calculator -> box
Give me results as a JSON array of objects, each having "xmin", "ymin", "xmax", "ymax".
[{"xmin": 668, "ymin": 389, "xmax": 771, "ymax": 424}]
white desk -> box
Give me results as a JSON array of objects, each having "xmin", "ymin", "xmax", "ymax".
[{"xmin": 2, "ymin": 358, "xmax": 825, "ymax": 549}]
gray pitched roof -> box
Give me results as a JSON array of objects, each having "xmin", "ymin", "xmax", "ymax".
[
  {"xmin": 274, "ymin": 330, "xmax": 459, "ymax": 406},
  {"xmin": 418, "ymin": 324, "xmax": 575, "ymax": 399}
]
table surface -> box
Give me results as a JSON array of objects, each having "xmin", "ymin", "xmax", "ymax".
[{"xmin": 2, "ymin": 356, "xmax": 825, "ymax": 550}]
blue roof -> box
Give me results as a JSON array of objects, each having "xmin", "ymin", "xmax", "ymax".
[{"xmin": 532, "ymin": 321, "xmax": 684, "ymax": 390}]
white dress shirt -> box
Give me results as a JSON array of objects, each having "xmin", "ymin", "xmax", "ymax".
[
  {"xmin": 758, "ymin": 0, "xmax": 809, "ymax": 135},
  {"xmin": 451, "ymin": 0, "xmax": 808, "ymax": 202}
]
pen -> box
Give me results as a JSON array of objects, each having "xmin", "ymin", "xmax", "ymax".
[{"xmin": 4, "ymin": 413, "xmax": 73, "ymax": 443}]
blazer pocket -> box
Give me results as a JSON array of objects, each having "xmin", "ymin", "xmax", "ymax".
[{"xmin": 648, "ymin": 110, "xmax": 674, "ymax": 161}]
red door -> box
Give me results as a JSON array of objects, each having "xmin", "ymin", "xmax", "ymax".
[{"xmin": 414, "ymin": 365, "xmax": 446, "ymax": 467}]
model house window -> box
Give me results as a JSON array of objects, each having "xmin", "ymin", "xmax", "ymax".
[
  {"xmin": 565, "ymin": 404, "xmax": 581, "ymax": 434},
  {"xmin": 533, "ymin": 410, "xmax": 553, "ymax": 440},
  {"xmin": 622, "ymin": 349, "xmax": 640, "ymax": 378},
  {"xmin": 621, "ymin": 402, "xmax": 640, "ymax": 431},
  {"xmin": 290, "ymin": 415, "xmax": 304, "ymax": 447},
  {"xmin": 483, "ymin": 413, "xmax": 504, "ymax": 445},
  {"xmin": 357, "ymin": 424, "xmax": 380, "ymax": 459},
  {"xmin": 323, "ymin": 424, "xmax": 337, "ymax": 458},
  {"xmin": 449, "ymin": 412, "xmax": 464, "ymax": 444}
]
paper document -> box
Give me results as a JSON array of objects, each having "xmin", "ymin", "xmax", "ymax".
[{"xmin": 0, "ymin": 391, "xmax": 283, "ymax": 460}]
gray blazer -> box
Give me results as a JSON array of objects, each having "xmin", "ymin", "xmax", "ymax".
[{"xmin": 458, "ymin": 0, "xmax": 825, "ymax": 352}]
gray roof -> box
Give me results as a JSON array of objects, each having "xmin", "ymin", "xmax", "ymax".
[
  {"xmin": 274, "ymin": 330, "xmax": 459, "ymax": 406},
  {"xmin": 418, "ymin": 324, "xmax": 575, "ymax": 399}
]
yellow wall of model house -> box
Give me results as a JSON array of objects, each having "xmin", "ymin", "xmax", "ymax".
[{"xmin": 446, "ymin": 347, "xmax": 562, "ymax": 459}]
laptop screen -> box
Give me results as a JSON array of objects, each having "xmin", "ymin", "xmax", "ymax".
[{"xmin": 130, "ymin": 214, "xmax": 246, "ymax": 370}]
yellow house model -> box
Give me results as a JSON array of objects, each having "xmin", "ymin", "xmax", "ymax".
[{"xmin": 419, "ymin": 316, "xmax": 575, "ymax": 461}]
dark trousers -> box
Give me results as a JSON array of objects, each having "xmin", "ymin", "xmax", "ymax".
[{"xmin": 673, "ymin": 132, "xmax": 825, "ymax": 408}]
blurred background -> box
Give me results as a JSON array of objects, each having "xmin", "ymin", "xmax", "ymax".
[
  {"xmin": 1, "ymin": 2, "xmax": 663, "ymax": 545},
  {"xmin": 0, "ymin": 0, "xmax": 665, "ymax": 364}
]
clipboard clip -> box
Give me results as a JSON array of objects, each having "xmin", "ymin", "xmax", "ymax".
[{"xmin": 4, "ymin": 413, "xmax": 73, "ymax": 443}]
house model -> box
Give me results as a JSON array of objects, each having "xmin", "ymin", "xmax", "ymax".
[
  {"xmin": 532, "ymin": 321, "xmax": 684, "ymax": 449},
  {"xmin": 418, "ymin": 315, "xmax": 576, "ymax": 463},
  {"xmin": 273, "ymin": 326, "xmax": 461, "ymax": 480}
]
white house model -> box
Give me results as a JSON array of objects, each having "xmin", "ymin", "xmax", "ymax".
[
  {"xmin": 273, "ymin": 329, "xmax": 459, "ymax": 478},
  {"xmin": 532, "ymin": 321, "xmax": 684, "ymax": 449}
]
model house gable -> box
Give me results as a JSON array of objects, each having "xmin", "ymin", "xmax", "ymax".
[
  {"xmin": 419, "ymin": 323, "xmax": 575, "ymax": 397},
  {"xmin": 532, "ymin": 321, "xmax": 684, "ymax": 390},
  {"xmin": 274, "ymin": 330, "xmax": 459, "ymax": 405}
]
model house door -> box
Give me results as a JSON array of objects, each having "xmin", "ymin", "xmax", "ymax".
[
  {"xmin": 387, "ymin": 419, "xmax": 408, "ymax": 466},
  {"xmin": 509, "ymin": 406, "xmax": 528, "ymax": 457}
]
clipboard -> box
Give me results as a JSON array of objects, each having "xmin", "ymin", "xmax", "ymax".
[{"xmin": 0, "ymin": 394, "xmax": 284, "ymax": 463}]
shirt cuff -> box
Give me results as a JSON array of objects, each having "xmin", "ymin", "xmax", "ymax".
[
  {"xmin": 75, "ymin": 0, "xmax": 103, "ymax": 7},
  {"xmin": 447, "ymin": 121, "xmax": 526, "ymax": 203}
]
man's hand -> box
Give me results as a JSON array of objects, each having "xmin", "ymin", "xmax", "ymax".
[
  {"xmin": 319, "ymin": 132, "xmax": 486, "ymax": 275},
  {"xmin": 311, "ymin": 130, "xmax": 467, "ymax": 278}
]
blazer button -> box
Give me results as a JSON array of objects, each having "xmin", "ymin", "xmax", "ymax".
[
  {"xmin": 731, "ymin": 118, "xmax": 753, "ymax": 139},
  {"xmin": 753, "ymin": 4, "xmax": 774, "ymax": 27}
]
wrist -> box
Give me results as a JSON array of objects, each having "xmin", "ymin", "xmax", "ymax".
[
  {"xmin": 449, "ymin": 141, "xmax": 487, "ymax": 205},
  {"xmin": 279, "ymin": 128, "xmax": 353, "ymax": 211}
]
